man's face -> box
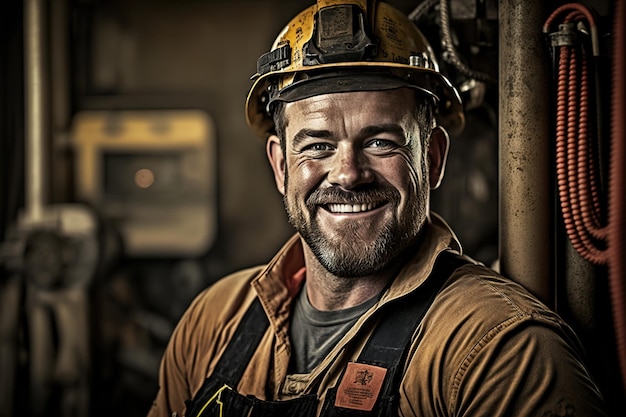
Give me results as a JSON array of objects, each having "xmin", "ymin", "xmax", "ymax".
[{"xmin": 267, "ymin": 89, "xmax": 440, "ymax": 278}]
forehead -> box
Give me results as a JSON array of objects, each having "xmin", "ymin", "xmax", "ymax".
[{"xmin": 283, "ymin": 88, "xmax": 419, "ymax": 127}]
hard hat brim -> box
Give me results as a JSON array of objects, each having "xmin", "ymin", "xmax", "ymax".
[
  {"xmin": 246, "ymin": 63, "xmax": 464, "ymax": 140},
  {"xmin": 271, "ymin": 71, "xmax": 438, "ymax": 105}
]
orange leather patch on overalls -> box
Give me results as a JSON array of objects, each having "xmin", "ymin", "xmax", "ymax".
[{"xmin": 334, "ymin": 362, "xmax": 387, "ymax": 411}]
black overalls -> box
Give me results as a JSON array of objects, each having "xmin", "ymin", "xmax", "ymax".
[{"xmin": 184, "ymin": 251, "xmax": 467, "ymax": 417}]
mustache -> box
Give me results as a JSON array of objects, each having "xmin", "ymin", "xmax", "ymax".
[{"xmin": 306, "ymin": 185, "xmax": 400, "ymax": 209}]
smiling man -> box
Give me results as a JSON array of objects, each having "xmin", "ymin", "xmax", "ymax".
[
  {"xmin": 267, "ymin": 89, "xmax": 441, "ymax": 311},
  {"xmin": 148, "ymin": 1, "xmax": 606, "ymax": 416}
]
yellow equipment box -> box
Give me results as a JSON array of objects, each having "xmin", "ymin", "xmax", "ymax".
[{"xmin": 70, "ymin": 110, "xmax": 216, "ymax": 257}]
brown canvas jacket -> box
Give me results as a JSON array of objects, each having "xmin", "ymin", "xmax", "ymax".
[{"xmin": 148, "ymin": 214, "xmax": 605, "ymax": 417}]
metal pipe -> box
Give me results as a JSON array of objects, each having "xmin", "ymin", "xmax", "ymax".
[
  {"xmin": 563, "ymin": 242, "xmax": 596, "ymax": 338},
  {"xmin": 24, "ymin": 0, "xmax": 48, "ymax": 223},
  {"xmin": 498, "ymin": 0, "xmax": 552, "ymax": 305}
]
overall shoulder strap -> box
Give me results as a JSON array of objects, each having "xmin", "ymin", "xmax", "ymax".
[
  {"xmin": 325, "ymin": 250, "xmax": 470, "ymax": 416},
  {"xmin": 211, "ymin": 297, "xmax": 269, "ymax": 386},
  {"xmin": 358, "ymin": 250, "xmax": 470, "ymax": 396},
  {"xmin": 184, "ymin": 298, "xmax": 269, "ymax": 417}
]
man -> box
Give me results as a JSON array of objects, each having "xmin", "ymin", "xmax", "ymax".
[{"xmin": 148, "ymin": 1, "xmax": 605, "ymax": 416}]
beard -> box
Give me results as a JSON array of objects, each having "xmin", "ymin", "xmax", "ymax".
[{"xmin": 284, "ymin": 173, "xmax": 429, "ymax": 278}]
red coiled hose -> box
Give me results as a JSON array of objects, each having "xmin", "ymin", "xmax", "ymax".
[
  {"xmin": 544, "ymin": 1, "xmax": 626, "ymax": 396},
  {"xmin": 545, "ymin": 6, "xmax": 607, "ymax": 263}
]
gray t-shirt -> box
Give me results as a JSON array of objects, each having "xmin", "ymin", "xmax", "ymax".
[{"xmin": 289, "ymin": 284, "xmax": 381, "ymax": 374}]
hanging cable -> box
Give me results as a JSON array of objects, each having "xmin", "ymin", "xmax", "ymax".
[
  {"xmin": 439, "ymin": 0, "xmax": 496, "ymax": 84},
  {"xmin": 545, "ymin": 5, "xmax": 607, "ymax": 264},
  {"xmin": 544, "ymin": 2, "xmax": 626, "ymax": 396},
  {"xmin": 408, "ymin": 0, "xmax": 439, "ymax": 21},
  {"xmin": 409, "ymin": 0, "xmax": 496, "ymax": 85}
]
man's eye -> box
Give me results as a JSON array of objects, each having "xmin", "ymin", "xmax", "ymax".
[
  {"xmin": 367, "ymin": 139, "xmax": 396, "ymax": 149},
  {"xmin": 302, "ymin": 143, "xmax": 334, "ymax": 152}
]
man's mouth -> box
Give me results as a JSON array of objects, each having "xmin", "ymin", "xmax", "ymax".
[{"xmin": 325, "ymin": 202, "xmax": 384, "ymax": 213}]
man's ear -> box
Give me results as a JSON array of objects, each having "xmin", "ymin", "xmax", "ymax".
[
  {"xmin": 267, "ymin": 134, "xmax": 286, "ymax": 195},
  {"xmin": 428, "ymin": 126, "xmax": 450, "ymax": 190}
]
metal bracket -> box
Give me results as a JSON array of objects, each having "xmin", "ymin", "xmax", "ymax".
[
  {"xmin": 303, "ymin": 4, "xmax": 378, "ymax": 65},
  {"xmin": 549, "ymin": 23, "xmax": 579, "ymax": 47}
]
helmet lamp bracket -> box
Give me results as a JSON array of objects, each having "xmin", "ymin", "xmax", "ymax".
[
  {"xmin": 256, "ymin": 43, "xmax": 292, "ymax": 77},
  {"xmin": 303, "ymin": 4, "xmax": 378, "ymax": 65}
]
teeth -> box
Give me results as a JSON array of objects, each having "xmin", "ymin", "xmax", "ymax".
[{"xmin": 327, "ymin": 203, "xmax": 377, "ymax": 213}]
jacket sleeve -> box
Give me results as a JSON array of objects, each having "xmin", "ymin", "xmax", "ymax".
[
  {"xmin": 147, "ymin": 293, "xmax": 201, "ymax": 417},
  {"xmin": 146, "ymin": 267, "xmax": 263, "ymax": 417}
]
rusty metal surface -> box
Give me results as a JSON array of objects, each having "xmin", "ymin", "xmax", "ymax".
[{"xmin": 498, "ymin": 0, "xmax": 552, "ymax": 305}]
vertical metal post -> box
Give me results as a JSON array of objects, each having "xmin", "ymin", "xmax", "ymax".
[
  {"xmin": 498, "ymin": 0, "xmax": 552, "ymax": 305},
  {"xmin": 563, "ymin": 242, "xmax": 596, "ymax": 339},
  {"xmin": 24, "ymin": 0, "xmax": 48, "ymax": 223}
]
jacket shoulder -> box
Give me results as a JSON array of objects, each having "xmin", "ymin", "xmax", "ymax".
[
  {"xmin": 403, "ymin": 263, "xmax": 604, "ymax": 416},
  {"xmin": 437, "ymin": 263, "xmax": 562, "ymax": 326}
]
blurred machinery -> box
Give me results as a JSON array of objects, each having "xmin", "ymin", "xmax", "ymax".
[
  {"xmin": 0, "ymin": 0, "xmax": 104, "ymax": 415},
  {"xmin": 1, "ymin": 0, "xmax": 219, "ymax": 415},
  {"xmin": 1, "ymin": 205, "xmax": 99, "ymax": 417}
]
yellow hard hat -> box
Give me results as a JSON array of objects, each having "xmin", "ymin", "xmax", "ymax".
[{"xmin": 245, "ymin": 0, "xmax": 464, "ymax": 140}]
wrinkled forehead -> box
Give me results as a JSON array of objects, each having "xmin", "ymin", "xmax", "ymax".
[
  {"xmin": 281, "ymin": 89, "xmax": 431, "ymax": 143},
  {"xmin": 283, "ymin": 88, "xmax": 430, "ymax": 129}
]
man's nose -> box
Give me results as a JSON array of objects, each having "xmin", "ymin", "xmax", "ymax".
[{"xmin": 327, "ymin": 146, "xmax": 374, "ymax": 189}]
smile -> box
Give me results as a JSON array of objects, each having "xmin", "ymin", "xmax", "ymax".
[{"xmin": 325, "ymin": 202, "xmax": 382, "ymax": 213}]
